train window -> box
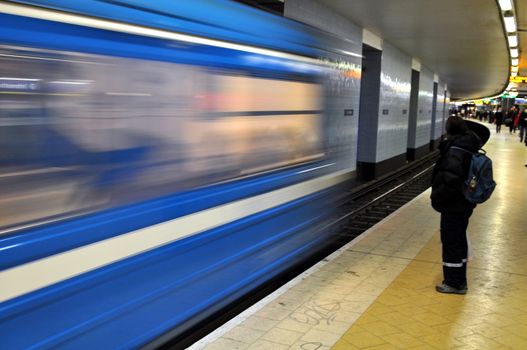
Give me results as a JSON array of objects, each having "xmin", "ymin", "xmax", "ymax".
[{"xmin": 0, "ymin": 46, "xmax": 324, "ymax": 231}]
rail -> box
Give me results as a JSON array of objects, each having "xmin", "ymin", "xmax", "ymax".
[{"xmin": 151, "ymin": 151, "xmax": 440, "ymax": 350}]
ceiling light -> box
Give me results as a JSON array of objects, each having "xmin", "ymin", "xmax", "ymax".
[
  {"xmin": 512, "ymin": 58, "xmax": 519, "ymax": 65},
  {"xmin": 504, "ymin": 12, "xmax": 517, "ymax": 32},
  {"xmin": 508, "ymin": 34, "xmax": 518, "ymax": 47},
  {"xmin": 499, "ymin": 0, "xmax": 512, "ymax": 11},
  {"xmin": 511, "ymin": 71, "xmax": 518, "ymax": 76},
  {"xmin": 511, "ymin": 48, "xmax": 519, "ymax": 58},
  {"xmin": 499, "ymin": 0, "xmax": 513, "ymax": 11},
  {"xmin": 511, "ymin": 66, "xmax": 518, "ymax": 72}
]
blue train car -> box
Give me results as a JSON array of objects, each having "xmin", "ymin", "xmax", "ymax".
[{"xmin": 0, "ymin": 1, "xmax": 361, "ymax": 348}]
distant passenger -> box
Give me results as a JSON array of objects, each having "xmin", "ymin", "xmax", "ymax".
[
  {"xmin": 506, "ymin": 106, "xmax": 517, "ymax": 133},
  {"xmin": 519, "ymin": 108, "xmax": 527, "ymax": 144},
  {"xmin": 494, "ymin": 108, "xmax": 503, "ymax": 133},
  {"xmin": 487, "ymin": 108, "xmax": 493, "ymax": 123},
  {"xmin": 430, "ymin": 116, "xmax": 488, "ymax": 294},
  {"xmin": 512, "ymin": 107, "xmax": 521, "ymax": 135}
]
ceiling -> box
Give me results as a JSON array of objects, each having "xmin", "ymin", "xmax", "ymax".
[
  {"xmin": 314, "ymin": 0, "xmax": 516, "ymax": 101},
  {"xmin": 518, "ymin": 0, "xmax": 527, "ymax": 74},
  {"xmin": 241, "ymin": 0, "xmax": 524, "ymax": 101},
  {"xmin": 510, "ymin": 0, "xmax": 527, "ymax": 97}
]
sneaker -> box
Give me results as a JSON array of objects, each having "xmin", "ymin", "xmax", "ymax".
[{"xmin": 436, "ymin": 283, "xmax": 467, "ymax": 295}]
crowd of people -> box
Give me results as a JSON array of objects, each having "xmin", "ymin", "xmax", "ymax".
[
  {"xmin": 451, "ymin": 104, "xmax": 527, "ymax": 167},
  {"xmin": 453, "ymin": 105, "xmax": 527, "ymax": 142}
]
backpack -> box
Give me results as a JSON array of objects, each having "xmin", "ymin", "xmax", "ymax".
[{"xmin": 451, "ymin": 146, "xmax": 496, "ymax": 204}]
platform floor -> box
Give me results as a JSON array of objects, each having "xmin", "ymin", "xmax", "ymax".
[{"xmin": 191, "ymin": 125, "xmax": 527, "ymax": 350}]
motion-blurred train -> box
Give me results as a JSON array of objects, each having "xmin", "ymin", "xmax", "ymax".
[{"xmin": 0, "ymin": 1, "xmax": 361, "ymax": 348}]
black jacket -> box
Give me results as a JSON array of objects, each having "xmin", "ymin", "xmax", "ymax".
[
  {"xmin": 494, "ymin": 111, "xmax": 503, "ymax": 124},
  {"xmin": 519, "ymin": 111, "xmax": 527, "ymax": 127},
  {"xmin": 431, "ymin": 131, "xmax": 480, "ymax": 213}
]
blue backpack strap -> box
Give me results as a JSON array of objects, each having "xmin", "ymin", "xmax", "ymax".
[{"xmin": 449, "ymin": 146, "xmax": 474, "ymax": 154}]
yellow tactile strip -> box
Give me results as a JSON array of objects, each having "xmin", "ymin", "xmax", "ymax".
[
  {"xmin": 197, "ymin": 189, "xmax": 441, "ymax": 350},
  {"xmin": 332, "ymin": 238, "xmax": 527, "ymax": 350},
  {"xmin": 196, "ymin": 126, "xmax": 527, "ymax": 350},
  {"xmin": 333, "ymin": 129, "xmax": 527, "ymax": 350}
]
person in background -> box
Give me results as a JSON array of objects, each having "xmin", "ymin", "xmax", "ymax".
[
  {"xmin": 507, "ymin": 106, "xmax": 517, "ymax": 133},
  {"xmin": 431, "ymin": 116, "xmax": 486, "ymax": 294},
  {"xmin": 512, "ymin": 106, "xmax": 521, "ymax": 134},
  {"xmin": 519, "ymin": 108, "xmax": 527, "ymax": 144},
  {"xmin": 494, "ymin": 107, "xmax": 503, "ymax": 133}
]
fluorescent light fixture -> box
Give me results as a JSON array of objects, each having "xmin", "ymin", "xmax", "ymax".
[
  {"xmin": 511, "ymin": 71, "xmax": 518, "ymax": 76},
  {"xmin": 508, "ymin": 34, "xmax": 518, "ymax": 47},
  {"xmin": 511, "ymin": 66, "xmax": 518, "ymax": 72},
  {"xmin": 49, "ymin": 80, "xmax": 92, "ymax": 85},
  {"xmin": 504, "ymin": 12, "xmax": 517, "ymax": 32},
  {"xmin": 512, "ymin": 58, "xmax": 519, "ymax": 66},
  {"xmin": 105, "ymin": 92, "xmax": 152, "ymax": 96},
  {"xmin": 0, "ymin": 77, "xmax": 41, "ymax": 81},
  {"xmin": 499, "ymin": 0, "xmax": 513, "ymax": 11},
  {"xmin": 511, "ymin": 48, "xmax": 519, "ymax": 58}
]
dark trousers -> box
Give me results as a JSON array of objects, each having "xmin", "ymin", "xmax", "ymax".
[
  {"xmin": 520, "ymin": 126, "xmax": 526, "ymax": 142},
  {"xmin": 440, "ymin": 210, "xmax": 472, "ymax": 289}
]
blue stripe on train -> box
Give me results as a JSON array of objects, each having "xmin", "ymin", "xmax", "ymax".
[{"xmin": 0, "ymin": 182, "xmax": 348, "ymax": 349}]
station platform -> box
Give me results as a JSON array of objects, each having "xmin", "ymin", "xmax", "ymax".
[{"xmin": 190, "ymin": 125, "xmax": 527, "ymax": 350}]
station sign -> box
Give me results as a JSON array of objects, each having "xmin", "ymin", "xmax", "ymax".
[
  {"xmin": 0, "ymin": 78, "xmax": 41, "ymax": 92},
  {"xmin": 509, "ymin": 76, "xmax": 527, "ymax": 83}
]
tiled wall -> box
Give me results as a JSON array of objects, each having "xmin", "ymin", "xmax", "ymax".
[
  {"xmin": 285, "ymin": 0, "xmax": 362, "ymax": 170},
  {"xmin": 376, "ymin": 42, "xmax": 412, "ymax": 162},
  {"xmin": 433, "ymin": 82, "xmax": 446, "ymax": 140},
  {"xmin": 445, "ymin": 90, "xmax": 451, "ymax": 127},
  {"xmin": 414, "ymin": 66, "xmax": 434, "ymax": 149}
]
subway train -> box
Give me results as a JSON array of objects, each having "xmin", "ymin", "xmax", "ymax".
[{"xmin": 0, "ymin": 0, "xmax": 362, "ymax": 348}]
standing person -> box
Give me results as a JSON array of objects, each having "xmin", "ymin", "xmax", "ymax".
[
  {"xmin": 519, "ymin": 108, "xmax": 527, "ymax": 144},
  {"xmin": 507, "ymin": 106, "xmax": 517, "ymax": 133},
  {"xmin": 512, "ymin": 107, "xmax": 521, "ymax": 134},
  {"xmin": 494, "ymin": 107, "xmax": 503, "ymax": 133},
  {"xmin": 430, "ymin": 116, "xmax": 488, "ymax": 294}
]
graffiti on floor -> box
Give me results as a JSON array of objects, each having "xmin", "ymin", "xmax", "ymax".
[
  {"xmin": 300, "ymin": 342, "xmax": 324, "ymax": 350},
  {"xmin": 289, "ymin": 298, "xmax": 340, "ymax": 326}
]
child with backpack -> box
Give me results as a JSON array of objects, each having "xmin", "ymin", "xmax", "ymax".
[{"xmin": 431, "ymin": 117, "xmax": 494, "ymax": 294}]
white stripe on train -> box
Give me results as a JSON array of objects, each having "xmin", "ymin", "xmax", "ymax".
[
  {"xmin": 0, "ymin": 168, "xmax": 352, "ymax": 303},
  {"xmin": 0, "ymin": 2, "xmax": 330, "ymax": 63}
]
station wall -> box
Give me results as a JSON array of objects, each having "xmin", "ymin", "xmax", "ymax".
[
  {"xmin": 285, "ymin": 0, "xmax": 362, "ymax": 171},
  {"xmin": 376, "ymin": 41, "xmax": 412, "ymax": 163},
  {"xmin": 433, "ymin": 82, "xmax": 446, "ymax": 141},
  {"xmin": 415, "ymin": 66, "xmax": 434, "ymax": 150},
  {"xmin": 286, "ymin": 0, "xmax": 445, "ymax": 174}
]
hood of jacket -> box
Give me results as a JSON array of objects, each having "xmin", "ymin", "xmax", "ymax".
[{"xmin": 439, "ymin": 131, "xmax": 481, "ymax": 155}]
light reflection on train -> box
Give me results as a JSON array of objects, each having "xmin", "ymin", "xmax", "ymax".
[
  {"xmin": 0, "ymin": 47, "xmax": 324, "ymax": 228},
  {"xmin": 0, "ymin": 1, "xmax": 362, "ymax": 348}
]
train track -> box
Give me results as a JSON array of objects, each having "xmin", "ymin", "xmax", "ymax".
[
  {"xmin": 155, "ymin": 151, "xmax": 439, "ymax": 350},
  {"xmin": 332, "ymin": 151, "xmax": 438, "ymax": 244}
]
